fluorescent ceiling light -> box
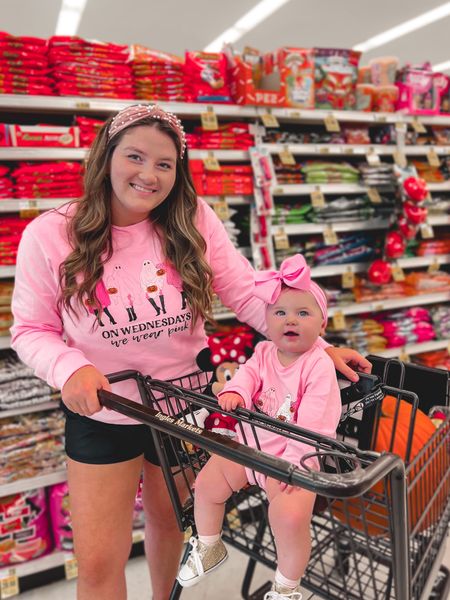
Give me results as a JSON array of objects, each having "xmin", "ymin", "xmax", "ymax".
[
  {"xmin": 204, "ymin": 0, "xmax": 292, "ymax": 52},
  {"xmin": 55, "ymin": 0, "xmax": 88, "ymax": 36},
  {"xmin": 354, "ymin": 2, "xmax": 450, "ymax": 53},
  {"xmin": 433, "ymin": 60, "xmax": 450, "ymax": 72}
]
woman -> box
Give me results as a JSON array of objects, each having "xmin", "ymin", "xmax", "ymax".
[{"xmin": 10, "ymin": 104, "xmax": 371, "ymax": 600}]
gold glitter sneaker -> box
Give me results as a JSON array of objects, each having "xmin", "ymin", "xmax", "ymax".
[
  {"xmin": 264, "ymin": 582, "xmax": 303, "ymax": 599},
  {"xmin": 177, "ymin": 536, "xmax": 228, "ymax": 588}
]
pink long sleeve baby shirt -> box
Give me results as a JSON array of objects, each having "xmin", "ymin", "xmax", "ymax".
[
  {"xmin": 11, "ymin": 198, "xmax": 269, "ymax": 425},
  {"xmin": 218, "ymin": 340, "xmax": 341, "ymax": 484}
]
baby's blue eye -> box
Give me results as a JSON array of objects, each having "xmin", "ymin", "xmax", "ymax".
[
  {"xmin": 299, "ymin": 310, "xmax": 309, "ymax": 317},
  {"xmin": 274, "ymin": 310, "xmax": 285, "ymax": 316}
]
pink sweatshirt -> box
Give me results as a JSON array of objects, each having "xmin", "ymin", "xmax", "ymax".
[
  {"xmin": 11, "ymin": 198, "xmax": 329, "ymax": 425},
  {"xmin": 219, "ymin": 340, "xmax": 341, "ymax": 484}
]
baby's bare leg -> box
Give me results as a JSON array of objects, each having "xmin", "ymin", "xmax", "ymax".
[
  {"xmin": 266, "ymin": 478, "xmax": 316, "ymax": 580},
  {"xmin": 194, "ymin": 454, "xmax": 248, "ymax": 535}
]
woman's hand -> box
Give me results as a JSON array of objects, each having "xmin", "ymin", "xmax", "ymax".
[
  {"xmin": 218, "ymin": 391, "xmax": 245, "ymax": 412},
  {"xmin": 325, "ymin": 346, "xmax": 372, "ymax": 382},
  {"xmin": 62, "ymin": 365, "xmax": 111, "ymax": 416}
]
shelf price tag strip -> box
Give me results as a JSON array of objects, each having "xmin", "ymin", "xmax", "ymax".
[
  {"xmin": 274, "ymin": 227, "xmax": 290, "ymax": 250},
  {"xmin": 366, "ymin": 148, "xmax": 381, "ymax": 166},
  {"xmin": 342, "ymin": 268, "xmax": 355, "ymax": 289},
  {"xmin": 420, "ymin": 222, "xmax": 434, "ymax": 239},
  {"xmin": 391, "ymin": 263, "xmax": 405, "ymax": 282},
  {"xmin": 213, "ymin": 197, "xmax": 231, "ymax": 221},
  {"xmin": 367, "ymin": 188, "xmax": 382, "ymax": 204},
  {"xmin": 324, "ymin": 113, "xmax": 340, "ymax": 133},
  {"xmin": 64, "ymin": 555, "xmax": 79, "ymax": 580},
  {"xmin": 310, "ymin": 186, "xmax": 325, "ymax": 208},
  {"xmin": 278, "ymin": 146, "xmax": 296, "ymax": 166},
  {"xmin": 323, "ymin": 225, "xmax": 338, "ymax": 246},
  {"xmin": 203, "ymin": 151, "xmax": 221, "ymax": 171},
  {"xmin": 260, "ymin": 110, "xmax": 280, "ymax": 128},
  {"xmin": 427, "ymin": 148, "xmax": 440, "ymax": 167},
  {"xmin": 0, "ymin": 569, "xmax": 19, "ymax": 598},
  {"xmin": 201, "ymin": 106, "xmax": 219, "ymax": 131},
  {"xmin": 332, "ymin": 310, "xmax": 347, "ymax": 331}
]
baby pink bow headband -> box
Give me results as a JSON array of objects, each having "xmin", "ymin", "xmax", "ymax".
[
  {"xmin": 108, "ymin": 104, "xmax": 187, "ymax": 158},
  {"xmin": 254, "ymin": 254, "xmax": 328, "ymax": 323}
]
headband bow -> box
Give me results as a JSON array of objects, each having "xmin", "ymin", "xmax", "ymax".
[
  {"xmin": 108, "ymin": 103, "xmax": 187, "ymax": 158},
  {"xmin": 254, "ymin": 254, "xmax": 328, "ymax": 323}
]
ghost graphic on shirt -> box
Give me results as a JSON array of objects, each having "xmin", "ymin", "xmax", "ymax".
[
  {"xmin": 275, "ymin": 393, "xmax": 294, "ymax": 422},
  {"xmin": 105, "ymin": 265, "xmax": 141, "ymax": 322},
  {"xmin": 255, "ymin": 387, "xmax": 278, "ymax": 417},
  {"xmin": 140, "ymin": 260, "xmax": 166, "ymax": 316}
]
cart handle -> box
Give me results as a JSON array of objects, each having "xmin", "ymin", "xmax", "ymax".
[{"xmin": 98, "ymin": 388, "xmax": 406, "ymax": 499}]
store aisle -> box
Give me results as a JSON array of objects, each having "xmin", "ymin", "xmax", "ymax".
[{"xmin": 15, "ymin": 536, "xmax": 450, "ymax": 599}]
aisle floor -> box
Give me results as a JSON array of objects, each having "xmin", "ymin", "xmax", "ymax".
[{"xmin": 16, "ymin": 534, "xmax": 450, "ymax": 600}]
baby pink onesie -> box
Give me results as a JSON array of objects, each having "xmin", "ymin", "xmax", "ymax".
[{"xmin": 218, "ymin": 340, "xmax": 341, "ymax": 488}]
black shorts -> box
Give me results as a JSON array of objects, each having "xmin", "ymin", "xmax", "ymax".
[{"xmin": 62, "ymin": 404, "xmax": 181, "ymax": 466}]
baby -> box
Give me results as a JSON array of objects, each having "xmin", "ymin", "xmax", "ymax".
[{"xmin": 177, "ymin": 254, "xmax": 341, "ymax": 599}]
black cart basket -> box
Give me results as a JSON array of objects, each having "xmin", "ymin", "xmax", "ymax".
[{"xmin": 98, "ymin": 360, "xmax": 450, "ymax": 600}]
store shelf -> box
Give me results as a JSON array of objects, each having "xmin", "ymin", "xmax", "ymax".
[
  {"xmin": 427, "ymin": 182, "xmax": 450, "ymax": 192},
  {"xmin": 205, "ymin": 195, "xmax": 252, "ymax": 206},
  {"xmin": 397, "ymin": 254, "xmax": 450, "ymax": 268},
  {"xmin": 274, "ymin": 216, "xmax": 450, "ymax": 235},
  {"xmin": 277, "ymin": 218, "xmax": 390, "ymax": 235},
  {"xmin": 271, "ymin": 183, "xmax": 368, "ymax": 196},
  {"xmin": 0, "ymin": 94, "xmax": 259, "ymax": 118},
  {"xmin": 328, "ymin": 292, "xmax": 450, "ymax": 318},
  {"xmin": 263, "ymin": 143, "xmax": 395, "ymax": 156},
  {"xmin": 214, "ymin": 311, "xmax": 236, "ymax": 321},
  {"xmin": 257, "ymin": 107, "xmax": 402, "ymax": 124},
  {"xmin": 403, "ymin": 146, "xmax": 450, "ymax": 156},
  {"xmin": 0, "ymin": 265, "xmax": 16, "ymax": 278},
  {"xmin": 0, "ymin": 147, "xmax": 87, "ymax": 161},
  {"xmin": 0, "ymin": 94, "xmax": 448, "ymax": 126},
  {"xmin": 428, "ymin": 215, "xmax": 450, "ymax": 226},
  {"xmin": 189, "ymin": 149, "xmax": 249, "ymax": 161},
  {"xmin": 310, "ymin": 253, "xmax": 450, "ymax": 278},
  {"xmin": 0, "ymin": 550, "xmax": 70, "ymax": 580},
  {"xmin": 0, "ymin": 400, "xmax": 60, "ymax": 419},
  {"xmin": 0, "ymin": 336, "xmax": 11, "ymax": 349},
  {"xmin": 0, "ymin": 198, "xmax": 70, "ymax": 212},
  {"xmin": 1, "ymin": 469, "xmax": 67, "ymax": 496},
  {"xmin": 257, "ymin": 106, "xmax": 450, "ymax": 126},
  {"xmin": 0, "ymin": 528, "xmax": 145, "ymax": 579},
  {"xmin": 376, "ymin": 339, "xmax": 449, "ymax": 359}
]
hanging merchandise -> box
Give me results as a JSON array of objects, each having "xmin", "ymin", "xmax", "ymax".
[{"xmin": 367, "ymin": 166, "xmax": 430, "ymax": 285}]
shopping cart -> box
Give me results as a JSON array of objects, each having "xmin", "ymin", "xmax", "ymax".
[{"xmin": 98, "ymin": 360, "xmax": 450, "ymax": 600}]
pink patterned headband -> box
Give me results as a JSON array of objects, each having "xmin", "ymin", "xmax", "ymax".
[
  {"xmin": 254, "ymin": 254, "xmax": 328, "ymax": 324},
  {"xmin": 108, "ymin": 104, "xmax": 187, "ymax": 158}
]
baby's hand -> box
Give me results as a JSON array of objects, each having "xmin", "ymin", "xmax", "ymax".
[{"xmin": 218, "ymin": 392, "xmax": 245, "ymax": 412}]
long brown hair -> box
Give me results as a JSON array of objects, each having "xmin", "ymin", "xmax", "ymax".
[{"xmin": 59, "ymin": 114, "xmax": 214, "ymax": 327}]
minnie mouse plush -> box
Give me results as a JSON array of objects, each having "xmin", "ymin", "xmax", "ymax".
[{"xmin": 196, "ymin": 326, "xmax": 258, "ymax": 437}]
